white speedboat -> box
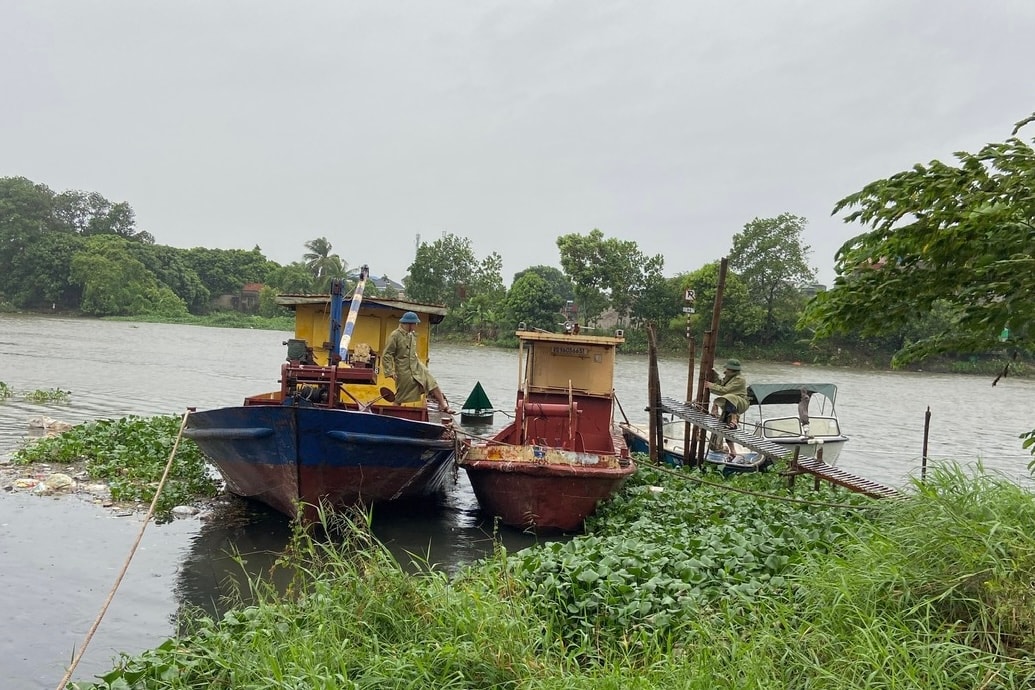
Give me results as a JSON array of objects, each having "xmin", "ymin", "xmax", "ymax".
[{"xmin": 620, "ymin": 383, "xmax": 848, "ymax": 470}]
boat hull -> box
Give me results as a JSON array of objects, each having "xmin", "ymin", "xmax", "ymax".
[
  {"xmin": 620, "ymin": 422, "xmax": 773, "ymax": 474},
  {"xmin": 462, "ymin": 460, "xmax": 635, "ymax": 532},
  {"xmin": 185, "ymin": 404, "xmax": 456, "ymax": 521},
  {"xmin": 460, "ymin": 444, "xmax": 635, "ymax": 531}
]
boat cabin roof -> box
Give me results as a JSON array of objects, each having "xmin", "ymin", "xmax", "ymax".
[
  {"xmin": 276, "ymin": 294, "xmax": 448, "ymax": 323},
  {"xmin": 747, "ymin": 383, "xmax": 838, "ymax": 406},
  {"xmin": 517, "ymin": 329, "xmax": 623, "ymax": 396},
  {"xmin": 516, "ymin": 330, "xmax": 625, "ymax": 347}
]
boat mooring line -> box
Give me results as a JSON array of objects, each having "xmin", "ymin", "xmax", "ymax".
[{"xmin": 55, "ymin": 408, "xmax": 193, "ymax": 690}]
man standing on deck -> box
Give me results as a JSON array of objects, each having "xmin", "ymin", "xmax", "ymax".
[{"xmin": 382, "ymin": 311, "xmax": 455, "ymax": 415}]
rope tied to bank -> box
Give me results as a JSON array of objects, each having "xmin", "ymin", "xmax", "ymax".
[{"xmin": 56, "ymin": 409, "xmax": 192, "ymax": 690}]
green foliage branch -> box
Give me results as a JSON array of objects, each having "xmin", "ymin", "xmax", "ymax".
[{"xmin": 802, "ymin": 125, "xmax": 1035, "ymax": 366}]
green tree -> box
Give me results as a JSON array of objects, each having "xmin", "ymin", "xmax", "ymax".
[
  {"xmin": 266, "ymin": 262, "xmax": 315, "ymax": 294},
  {"xmin": 258, "ymin": 286, "xmax": 291, "ymax": 318},
  {"xmin": 125, "ymin": 243, "xmax": 210, "ymax": 313},
  {"xmin": 404, "ymin": 232, "xmax": 478, "ymax": 308},
  {"xmin": 556, "ymin": 230, "xmax": 609, "ymax": 323},
  {"xmin": 513, "ymin": 265, "xmax": 574, "ymax": 304},
  {"xmin": 470, "ymin": 252, "xmax": 505, "ymax": 299},
  {"xmin": 182, "ymin": 247, "xmax": 274, "ymax": 299},
  {"xmin": 1, "ymin": 231, "xmax": 85, "ymax": 309},
  {"xmin": 801, "ymin": 119, "xmax": 1035, "ymax": 365},
  {"xmin": 631, "ymin": 270, "xmax": 682, "ymax": 330},
  {"xmin": 303, "ymin": 237, "xmax": 346, "ymax": 291},
  {"xmin": 682, "ymin": 262, "xmax": 760, "ymax": 347},
  {"xmin": 52, "ymin": 190, "xmax": 143, "ymax": 238},
  {"xmin": 729, "ymin": 214, "xmax": 816, "ymax": 344},
  {"xmin": 503, "ymin": 273, "xmax": 563, "ymax": 332},
  {"xmin": 557, "ymin": 229, "xmax": 663, "ymax": 326},
  {"xmin": 71, "ymin": 236, "xmax": 187, "ymax": 316},
  {"xmin": 450, "ymin": 252, "xmax": 507, "ymax": 337},
  {"xmin": 0, "ymin": 177, "xmax": 59, "ymax": 302}
]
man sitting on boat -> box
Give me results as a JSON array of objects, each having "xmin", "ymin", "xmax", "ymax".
[
  {"xmin": 382, "ymin": 311, "xmax": 456, "ymax": 415},
  {"xmin": 705, "ymin": 359, "xmax": 750, "ymax": 458}
]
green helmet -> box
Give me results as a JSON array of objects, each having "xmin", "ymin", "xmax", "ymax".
[
  {"xmin": 724, "ymin": 358, "xmax": 742, "ymax": 371},
  {"xmin": 400, "ymin": 311, "xmax": 421, "ymax": 324}
]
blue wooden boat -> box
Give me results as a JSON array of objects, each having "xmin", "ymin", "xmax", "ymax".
[{"xmin": 184, "ymin": 268, "xmax": 457, "ymax": 521}]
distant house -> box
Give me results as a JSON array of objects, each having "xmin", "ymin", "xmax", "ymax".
[
  {"xmin": 800, "ymin": 283, "xmax": 827, "ymax": 298},
  {"xmin": 346, "ymin": 269, "xmax": 405, "ymax": 297},
  {"xmin": 211, "ymin": 283, "xmax": 264, "ymax": 313},
  {"xmin": 240, "ymin": 283, "xmax": 263, "ymax": 311}
]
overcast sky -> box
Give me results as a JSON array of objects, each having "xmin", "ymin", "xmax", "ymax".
[{"xmin": 3, "ymin": 1, "xmax": 1033, "ymax": 287}]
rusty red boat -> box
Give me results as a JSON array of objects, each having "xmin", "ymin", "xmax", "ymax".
[{"xmin": 457, "ymin": 328, "xmax": 636, "ymax": 531}]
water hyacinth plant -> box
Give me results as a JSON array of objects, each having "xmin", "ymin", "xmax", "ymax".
[
  {"xmin": 510, "ymin": 466, "xmax": 876, "ymax": 656},
  {"xmin": 13, "ymin": 414, "xmax": 218, "ymax": 521},
  {"xmin": 68, "ymin": 462, "xmax": 1035, "ymax": 689},
  {"xmin": 0, "ymin": 382, "xmax": 71, "ymax": 403},
  {"xmin": 22, "ymin": 387, "xmax": 72, "ymax": 403}
]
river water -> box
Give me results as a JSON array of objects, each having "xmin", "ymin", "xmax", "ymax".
[{"xmin": 2, "ymin": 314, "xmax": 1033, "ymax": 687}]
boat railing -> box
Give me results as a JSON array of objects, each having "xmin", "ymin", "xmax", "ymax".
[
  {"xmin": 761, "ymin": 415, "xmax": 841, "ymax": 439},
  {"xmin": 522, "ymin": 401, "xmax": 580, "ymax": 450},
  {"xmin": 280, "ymin": 361, "xmax": 378, "ymax": 408}
]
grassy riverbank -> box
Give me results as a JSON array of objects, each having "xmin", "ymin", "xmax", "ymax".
[
  {"xmin": 103, "ymin": 311, "xmax": 295, "ymax": 332},
  {"xmin": 72, "ymin": 464, "xmax": 1035, "ymax": 689}
]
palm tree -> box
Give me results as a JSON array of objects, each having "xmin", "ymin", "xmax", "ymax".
[{"xmin": 303, "ymin": 237, "xmax": 346, "ymax": 291}]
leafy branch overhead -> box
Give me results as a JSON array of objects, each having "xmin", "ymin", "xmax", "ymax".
[{"xmin": 802, "ymin": 122, "xmax": 1035, "ymax": 366}]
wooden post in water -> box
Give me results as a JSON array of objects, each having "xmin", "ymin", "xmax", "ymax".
[
  {"xmin": 683, "ymin": 335, "xmax": 696, "ymax": 468},
  {"xmin": 646, "ymin": 324, "xmax": 662, "ymax": 465},
  {"xmin": 787, "ymin": 446, "xmax": 801, "ymax": 491},
  {"xmin": 921, "ymin": 406, "xmax": 931, "ymax": 483},
  {"xmin": 688, "ymin": 328, "xmax": 711, "ymax": 464},
  {"xmin": 691, "ymin": 257, "xmax": 729, "ymax": 465}
]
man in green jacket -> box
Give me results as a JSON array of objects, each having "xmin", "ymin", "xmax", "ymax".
[
  {"xmin": 382, "ymin": 311, "xmax": 455, "ymax": 415},
  {"xmin": 705, "ymin": 358, "xmax": 750, "ymax": 458}
]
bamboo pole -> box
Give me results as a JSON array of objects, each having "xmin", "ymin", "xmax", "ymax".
[
  {"xmin": 921, "ymin": 406, "xmax": 931, "ymax": 483},
  {"xmin": 647, "ymin": 324, "xmax": 662, "ymax": 464},
  {"xmin": 690, "ymin": 329, "xmax": 713, "ymax": 464},
  {"xmin": 695, "ymin": 258, "xmax": 729, "ymax": 464},
  {"xmin": 682, "ymin": 334, "xmax": 695, "ymax": 468}
]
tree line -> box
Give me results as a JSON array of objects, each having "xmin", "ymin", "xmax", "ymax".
[
  {"xmin": 3, "ymin": 106, "xmax": 1032, "ymax": 374},
  {"xmin": 0, "ymin": 175, "xmax": 831, "ymax": 355}
]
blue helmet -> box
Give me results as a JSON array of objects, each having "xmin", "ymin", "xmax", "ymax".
[{"xmin": 400, "ymin": 311, "xmax": 421, "ymax": 324}]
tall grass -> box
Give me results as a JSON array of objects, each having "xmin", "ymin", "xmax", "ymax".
[{"xmin": 72, "ymin": 465, "xmax": 1035, "ymax": 689}]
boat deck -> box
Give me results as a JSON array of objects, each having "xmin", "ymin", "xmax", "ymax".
[{"xmin": 659, "ymin": 397, "xmax": 901, "ymax": 499}]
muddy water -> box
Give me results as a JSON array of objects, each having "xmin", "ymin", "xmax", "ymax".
[{"xmin": 2, "ymin": 314, "xmax": 1033, "ymax": 687}]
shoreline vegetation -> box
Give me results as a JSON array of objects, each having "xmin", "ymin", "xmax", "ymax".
[
  {"xmin": 5, "ymin": 394, "xmax": 1034, "ymax": 687},
  {"xmin": 2, "ymin": 308, "xmax": 1030, "ymax": 379},
  {"xmin": 65, "ymin": 463, "xmax": 1035, "ymax": 689}
]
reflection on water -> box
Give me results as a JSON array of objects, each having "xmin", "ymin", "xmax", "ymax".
[
  {"xmin": 174, "ymin": 476, "xmax": 546, "ymax": 623},
  {"xmin": 2, "ymin": 314, "xmax": 1033, "ymax": 688}
]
